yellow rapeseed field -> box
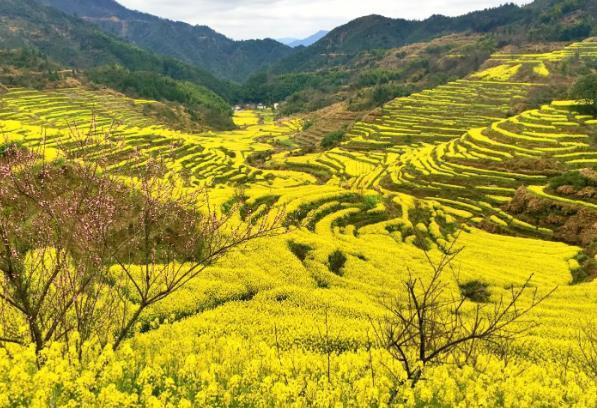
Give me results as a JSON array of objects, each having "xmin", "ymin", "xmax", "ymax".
[{"xmin": 0, "ymin": 39, "xmax": 596, "ymax": 407}]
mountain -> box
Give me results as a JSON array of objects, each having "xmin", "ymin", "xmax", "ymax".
[
  {"xmin": 37, "ymin": 0, "xmax": 295, "ymax": 83},
  {"xmin": 240, "ymin": 0, "xmax": 596, "ymax": 121},
  {"xmin": 272, "ymin": 0, "xmax": 596, "ymax": 74},
  {"xmin": 279, "ymin": 31, "xmax": 330, "ymax": 48},
  {"xmin": 0, "ymin": 0, "xmax": 236, "ymax": 97},
  {"xmin": 276, "ymin": 38, "xmax": 298, "ymax": 46},
  {"xmin": 0, "ymin": 0, "xmax": 238, "ymax": 129}
]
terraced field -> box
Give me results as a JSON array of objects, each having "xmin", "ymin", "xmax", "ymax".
[
  {"xmin": 0, "ymin": 88, "xmax": 302, "ymax": 186},
  {"xmin": 385, "ymin": 101, "xmax": 596, "ymax": 235},
  {"xmin": 269, "ymin": 39, "xmax": 597, "ymax": 239},
  {"xmin": 0, "ymin": 87, "xmax": 157, "ymax": 128},
  {"xmin": 1, "ymin": 39, "xmax": 596, "ymax": 406},
  {"xmin": 293, "ymin": 103, "xmax": 363, "ymax": 148},
  {"xmin": 347, "ymin": 79, "xmax": 533, "ymax": 149}
]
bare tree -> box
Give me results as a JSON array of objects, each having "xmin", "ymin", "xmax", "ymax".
[{"xmin": 374, "ymin": 238, "xmax": 556, "ymax": 387}]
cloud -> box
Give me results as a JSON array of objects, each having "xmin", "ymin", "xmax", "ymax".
[{"xmin": 117, "ymin": 0, "xmax": 532, "ymax": 40}]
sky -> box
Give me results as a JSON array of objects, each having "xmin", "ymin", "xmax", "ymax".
[{"xmin": 117, "ymin": 0, "xmax": 532, "ymax": 41}]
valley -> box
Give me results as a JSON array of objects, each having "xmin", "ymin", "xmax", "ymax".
[
  {"xmin": 0, "ymin": 0, "xmax": 596, "ymax": 406},
  {"xmin": 1, "ymin": 37, "xmax": 596, "ymax": 405}
]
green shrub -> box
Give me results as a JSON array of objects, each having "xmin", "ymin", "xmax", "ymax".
[
  {"xmin": 570, "ymin": 73, "xmax": 597, "ymax": 111},
  {"xmin": 239, "ymin": 195, "xmax": 278, "ymax": 221},
  {"xmin": 459, "ymin": 280, "xmax": 491, "ymax": 303},
  {"xmin": 0, "ymin": 141, "xmax": 22, "ymax": 157},
  {"xmin": 221, "ymin": 197, "xmax": 238, "ymax": 215},
  {"xmin": 327, "ymin": 250, "xmax": 347, "ymax": 276},
  {"xmin": 288, "ymin": 241, "xmax": 312, "ymax": 262},
  {"xmin": 549, "ymin": 170, "xmax": 596, "ymax": 190},
  {"xmin": 362, "ymin": 195, "xmax": 381, "ymax": 210},
  {"xmin": 321, "ymin": 130, "xmax": 345, "ymax": 149},
  {"xmin": 570, "ymin": 252, "xmax": 596, "ymax": 284},
  {"xmin": 312, "ymin": 271, "xmax": 331, "ymax": 288}
]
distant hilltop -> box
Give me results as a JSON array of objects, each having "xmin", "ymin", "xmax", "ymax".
[{"xmin": 277, "ymin": 30, "xmax": 330, "ymax": 48}]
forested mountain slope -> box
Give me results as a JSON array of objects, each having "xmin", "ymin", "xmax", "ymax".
[
  {"xmin": 239, "ymin": 0, "xmax": 595, "ymax": 125},
  {"xmin": 0, "ymin": 0, "xmax": 240, "ymax": 129},
  {"xmin": 273, "ymin": 0, "xmax": 596, "ymax": 74},
  {"xmin": 37, "ymin": 0, "xmax": 295, "ymax": 82}
]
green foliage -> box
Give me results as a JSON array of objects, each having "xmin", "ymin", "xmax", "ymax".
[
  {"xmin": 459, "ymin": 280, "xmax": 491, "ymax": 303},
  {"xmin": 221, "ymin": 194, "xmax": 247, "ymax": 215},
  {"xmin": 242, "ymin": 70, "xmax": 349, "ymax": 106},
  {"xmin": 302, "ymin": 120, "xmax": 314, "ymax": 131},
  {"xmin": 246, "ymin": 150, "xmax": 273, "ymax": 167},
  {"xmin": 89, "ymin": 66, "xmax": 234, "ymax": 129},
  {"xmin": 549, "ymin": 170, "xmax": 597, "ymax": 190},
  {"xmin": 0, "ymin": 0, "xmax": 239, "ymax": 103},
  {"xmin": 570, "ymin": 73, "xmax": 597, "ymax": 110},
  {"xmin": 288, "ymin": 241, "xmax": 313, "ymax": 262},
  {"xmin": 362, "ymin": 195, "xmax": 381, "ymax": 210},
  {"xmin": 0, "ymin": 48, "xmax": 52, "ymax": 70},
  {"xmin": 349, "ymin": 84, "xmax": 411, "ymax": 111},
  {"xmin": 520, "ymin": 83, "xmax": 569, "ymax": 112},
  {"xmin": 249, "ymin": 0, "xmax": 594, "ymax": 115},
  {"xmin": 279, "ymin": 91, "xmax": 337, "ymax": 116},
  {"xmin": 320, "ymin": 130, "xmax": 345, "ymax": 149},
  {"xmin": 0, "ymin": 142, "xmax": 22, "ymax": 157},
  {"xmin": 528, "ymin": 0, "xmax": 595, "ymax": 41},
  {"xmin": 425, "ymin": 43, "xmax": 456, "ymax": 55},
  {"xmin": 38, "ymin": 0, "xmax": 293, "ymax": 83},
  {"xmin": 327, "ymin": 250, "xmax": 347, "ymax": 276},
  {"xmin": 356, "ymin": 69, "xmax": 403, "ymax": 87},
  {"xmin": 239, "ymin": 195, "xmax": 279, "ymax": 221},
  {"xmin": 252, "ymin": 34, "xmax": 498, "ymax": 114},
  {"xmin": 272, "ymin": 4, "xmax": 526, "ymax": 74},
  {"xmin": 0, "ymin": 48, "xmax": 66, "ymax": 88},
  {"xmin": 568, "ymin": 249, "xmax": 597, "ymax": 284}
]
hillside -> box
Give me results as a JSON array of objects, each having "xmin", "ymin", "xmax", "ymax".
[
  {"xmin": 243, "ymin": 33, "xmax": 503, "ymax": 140},
  {"xmin": 273, "ymin": 0, "xmax": 596, "ymax": 74},
  {"xmin": 0, "ymin": 1, "xmax": 597, "ymax": 406},
  {"xmin": 0, "ymin": 0, "xmax": 240, "ymax": 129},
  {"xmin": 241, "ymin": 0, "xmax": 596, "ymax": 131},
  {"xmin": 0, "ymin": 36, "xmax": 595, "ymax": 405},
  {"xmin": 37, "ymin": 0, "xmax": 295, "ymax": 82},
  {"xmin": 0, "ymin": 0, "xmax": 233, "ymax": 95}
]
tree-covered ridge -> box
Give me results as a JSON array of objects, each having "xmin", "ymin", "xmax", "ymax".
[
  {"xmin": 272, "ymin": 0, "xmax": 596, "ymax": 74},
  {"xmin": 0, "ymin": 0, "xmax": 243, "ymax": 129},
  {"xmin": 238, "ymin": 0, "xmax": 595, "ymax": 118},
  {"xmin": 37, "ymin": 0, "xmax": 295, "ymax": 83},
  {"xmin": 241, "ymin": 34, "xmax": 497, "ymax": 117},
  {"xmin": 0, "ymin": 0, "xmax": 230, "ymax": 95},
  {"xmin": 2, "ymin": 0, "xmax": 595, "ymax": 123}
]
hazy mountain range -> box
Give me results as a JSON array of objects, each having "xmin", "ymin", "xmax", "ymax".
[{"xmin": 277, "ymin": 30, "xmax": 330, "ymax": 48}]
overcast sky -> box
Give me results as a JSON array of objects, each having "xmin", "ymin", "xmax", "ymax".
[{"xmin": 117, "ymin": 0, "xmax": 532, "ymax": 40}]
